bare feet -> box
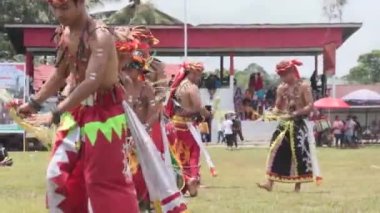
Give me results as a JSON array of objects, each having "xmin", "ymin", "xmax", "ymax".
[
  {"xmin": 188, "ymin": 179, "xmax": 199, "ymax": 197},
  {"xmin": 256, "ymin": 183, "xmax": 272, "ymax": 192}
]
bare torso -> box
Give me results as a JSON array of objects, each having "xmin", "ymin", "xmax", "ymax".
[
  {"xmin": 120, "ymin": 74, "xmax": 154, "ymax": 123},
  {"xmin": 275, "ymin": 80, "xmax": 313, "ymax": 114},
  {"xmin": 174, "ymin": 79, "xmax": 200, "ymax": 117},
  {"xmin": 58, "ymin": 19, "xmax": 119, "ymax": 92}
]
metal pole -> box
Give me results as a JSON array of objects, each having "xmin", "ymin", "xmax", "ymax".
[{"xmin": 184, "ymin": 0, "xmax": 188, "ymax": 60}]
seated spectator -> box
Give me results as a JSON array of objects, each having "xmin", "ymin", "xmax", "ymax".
[{"xmin": 0, "ymin": 144, "xmax": 13, "ymax": 167}]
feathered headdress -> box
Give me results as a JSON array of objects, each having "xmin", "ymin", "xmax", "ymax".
[{"xmin": 114, "ymin": 26, "xmax": 159, "ymax": 76}]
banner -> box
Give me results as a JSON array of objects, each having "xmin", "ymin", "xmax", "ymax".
[
  {"xmin": 0, "ymin": 63, "xmax": 26, "ymax": 134},
  {"xmin": 323, "ymin": 42, "xmax": 336, "ymax": 76}
]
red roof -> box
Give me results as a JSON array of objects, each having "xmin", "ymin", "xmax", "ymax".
[
  {"xmin": 33, "ymin": 65, "xmax": 54, "ymax": 91},
  {"xmin": 334, "ymin": 84, "xmax": 380, "ymax": 98}
]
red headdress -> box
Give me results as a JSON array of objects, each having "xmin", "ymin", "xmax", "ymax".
[
  {"xmin": 276, "ymin": 59, "xmax": 303, "ymax": 79},
  {"xmin": 164, "ymin": 62, "xmax": 205, "ymax": 118},
  {"xmin": 183, "ymin": 62, "xmax": 205, "ymax": 73}
]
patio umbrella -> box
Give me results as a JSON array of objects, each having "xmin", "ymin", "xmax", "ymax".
[
  {"xmin": 342, "ymin": 89, "xmax": 380, "ymax": 101},
  {"xmin": 314, "ymin": 97, "xmax": 350, "ymax": 109}
]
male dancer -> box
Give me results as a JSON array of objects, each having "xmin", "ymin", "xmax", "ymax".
[
  {"xmin": 257, "ymin": 59, "xmax": 321, "ymax": 192},
  {"xmin": 116, "ymin": 29, "xmax": 187, "ymax": 213},
  {"xmin": 165, "ymin": 62, "xmax": 211, "ymax": 197},
  {"xmin": 118, "ymin": 42, "xmax": 161, "ymax": 209},
  {"xmin": 15, "ymin": 0, "xmax": 139, "ymax": 212}
]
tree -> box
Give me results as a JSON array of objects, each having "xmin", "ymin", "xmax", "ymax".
[
  {"xmin": 344, "ymin": 50, "xmax": 380, "ymax": 84},
  {"xmin": 323, "ymin": 0, "xmax": 348, "ymax": 22},
  {"xmin": 106, "ymin": 2, "xmax": 181, "ymax": 25},
  {"xmin": 0, "ymin": 0, "xmax": 118, "ymax": 61},
  {"xmin": 234, "ymin": 63, "xmax": 278, "ymax": 90}
]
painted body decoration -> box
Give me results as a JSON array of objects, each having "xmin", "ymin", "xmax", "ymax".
[
  {"xmin": 258, "ymin": 59, "xmax": 322, "ymax": 192},
  {"xmin": 116, "ymin": 28, "xmax": 187, "ymax": 212},
  {"xmin": 165, "ymin": 62, "xmax": 217, "ymax": 197}
]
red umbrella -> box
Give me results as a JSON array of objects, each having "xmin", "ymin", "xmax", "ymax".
[{"xmin": 314, "ymin": 97, "xmax": 350, "ymax": 109}]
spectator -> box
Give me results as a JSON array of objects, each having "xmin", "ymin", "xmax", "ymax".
[
  {"xmin": 198, "ymin": 117, "xmax": 210, "ymax": 143},
  {"xmin": 255, "ymin": 72, "xmax": 264, "ymax": 92},
  {"xmin": 332, "ymin": 116, "xmax": 344, "ymax": 148},
  {"xmin": 205, "ymin": 73, "xmax": 218, "ymax": 100},
  {"xmin": 344, "ymin": 116, "xmax": 356, "ymax": 147},
  {"xmin": 353, "ymin": 116, "xmax": 362, "ymax": 145},
  {"xmin": 248, "ymin": 73, "xmax": 256, "ymax": 93},
  {"xmin": 217, "ymin": 117, "xmax": 225, "ymax": 143},
  {"xmin": 234, "ymin": 88, "xmax": 243, "ymax": 117},
  {"xmin": 204, "ymin": 105, "xmax": 213, "ymax": 142},
  {"xmin": 222, "ymin": 114, "xmax": 234, "ymax": 150},
  {"xmin": 232, "ymin": 114, "xmax": 244, "ymax": 144},
  {"xmin": 0, "ymin": 144, "xmax": 13, "ymax": 167},
  {"xmin": 265, "ymin": 87, "xmax": 276, "ymax": 108}
]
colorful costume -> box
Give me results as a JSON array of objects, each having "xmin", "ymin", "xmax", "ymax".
[
  {"xmin": 166, "ymin": 115, "xmax": 201, "ymax": 189},
  {"xmin": 116, "ymin": 28, "xmax": 187, "ymax": 212},
  {"xmin": 42, "ymin": 5, "xmax": 139, "ymax": 211},
  {"xmin": 165, "ymin": 63, "xmax": 217, "ymax": 194},
  {"xmin": 264, "ymin": 60, "xmax": 322, "ymax": 184},
  {"xmin": 46, "ymin": 84, "xmax": 139, "ymax": 213}
]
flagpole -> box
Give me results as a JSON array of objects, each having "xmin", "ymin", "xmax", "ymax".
[{"xmin": 184, "ymin": 0, "xmax": 188, "ymax": 60}]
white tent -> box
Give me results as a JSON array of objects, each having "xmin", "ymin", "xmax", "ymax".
[{"xmin": 342, "ymin": 89, "xmax": 380, "ymax": 101}]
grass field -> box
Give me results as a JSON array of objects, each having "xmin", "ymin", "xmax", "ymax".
[{"xmin": 1, "ymin": 146, "xmax": 380, "ymax": 213}]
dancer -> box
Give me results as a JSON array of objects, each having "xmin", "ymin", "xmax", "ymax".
[
  {"xmin": 257, "ymin": 59, "xmax": 322, "ymax": 192},
  {"xmin": 14, "ymin": 0, "xmax": 139, "ymax": 211},
  {"xmin": 165, "ymin": 62, "xmax": 214, "ymax": 197},
  {"xmin": 116, "ymin": 28, "xmax": 187, "ymax": 213},
  {"xmin": 118, "ymin": 39, "xmax": 161, "ymax": 210}
]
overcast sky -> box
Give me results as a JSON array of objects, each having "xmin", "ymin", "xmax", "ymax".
[{"xmin": 93, "ymin": 0, "xmax": 380, "ymax": 77}]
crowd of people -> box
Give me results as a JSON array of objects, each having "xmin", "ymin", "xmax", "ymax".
[
  {"xmin": 315, "ymin": 114, "xmax": 380, "ymax": 148},
  {"xmin": 233, "ymin": 76, "xmax": 277, "ymax": 121}
]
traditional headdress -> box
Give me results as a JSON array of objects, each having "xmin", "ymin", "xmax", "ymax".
[
  {"xmin": 182, "ymin": 62, "xmax": 205, "ymax": 73},
  {"xmin": 276, "ymin": 59, "xmax": 303, "ymax": 79}
]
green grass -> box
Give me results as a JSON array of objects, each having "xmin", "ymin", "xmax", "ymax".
[{"xmin": 1, "ymin": 147, "xmax": 380, "ymax": 213}]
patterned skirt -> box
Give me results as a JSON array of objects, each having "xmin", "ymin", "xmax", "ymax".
[{"xmin": 266, "ymin": 118, "xmax": 314, "ymax": 183}]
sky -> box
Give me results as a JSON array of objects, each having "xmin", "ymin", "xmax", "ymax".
[{"xmin": 92, "ymin": 0, "xmax": 380, "ymax": 78}]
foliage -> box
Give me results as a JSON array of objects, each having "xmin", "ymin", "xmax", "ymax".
[
  {"xmin": 106, "ymin": 2, "xmax": 181, "ymax": 25},
  {"xmin": 344, "ymin": 50, "xmax": 380, "ymax": 84},
  {"xmin": 234, "ymin": 63, "xmax": 279, "ymax": 90},
  {"xmin": 0, "ymin": 0, "xmax": 118, "ymax": 61}
]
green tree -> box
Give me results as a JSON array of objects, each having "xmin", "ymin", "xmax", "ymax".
[
  {"xmin": 234, "ymin": 63, "xmax": 278, "ymax": 90},
  {"xmin": 106, "ymin": 2, "xmax": 181, "ymax": 25},
  {"xmin": 344, "ymin": 50, "xmax": 380, "ymax": 84},
  {"xmin": 0, "ymin": 0, "xmax": 118, "ymax": 61}
]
